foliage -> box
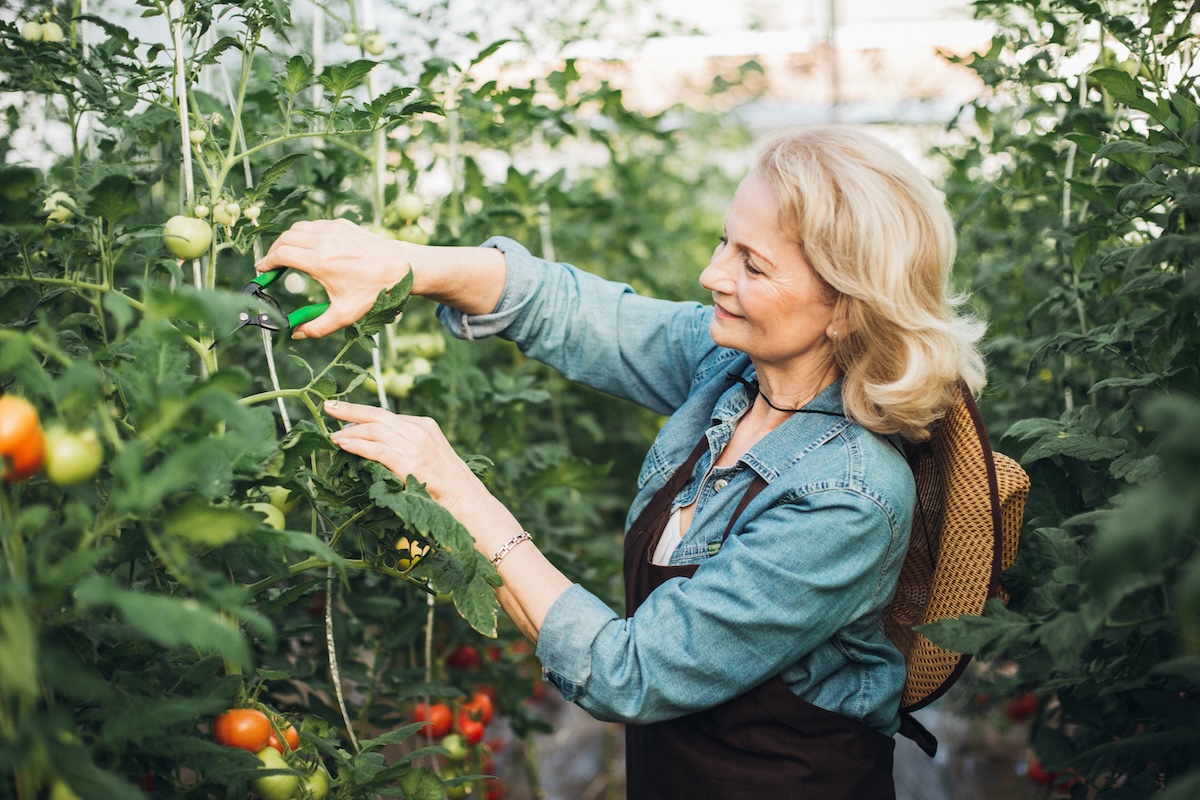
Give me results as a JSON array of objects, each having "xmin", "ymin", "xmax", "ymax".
[
  {"xmin": 926, "ymin": 0, "xmax": 1200, "ymax": 795},
  {"xmin": 0, "ymin": 0, "xmax": 740, "ymax": 797}
]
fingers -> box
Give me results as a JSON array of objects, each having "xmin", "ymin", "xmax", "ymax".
[{"xmin": 324, "ymin": 399, "xmax": 394, "ymax": 425}]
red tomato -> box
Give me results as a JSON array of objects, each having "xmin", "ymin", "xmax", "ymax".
[
  {"xmin": 1026, "ymin": 758, "xmax": 1060, "ymax": 786},
  {"xmin": 0, "ymin": 396, "xmax": 45, "ymax": 482},
  {"xmin": 446, "ymin": 645, "xmax": 482, "ymax": 670},
  {"xmin": 267, "ymin": 724, "xmax": 300, "ymax": 753},
  {"xmin": 212, "ymin": 708, "xmax": 272, "ymax": 752},
  {"xmin": 1005, "ymin": 691, "xmax": 1037, "ymax": 723},
  {"xmin": 463, "ymin": 691, "xmax": 494, "ymax": 725},
  {"xmin": 412, "ymin": 701, "xmax": 453, "ymax": 738},
  {"xmin": 457, "ymin": 710, "xmax": 485, "ymax": 744}
]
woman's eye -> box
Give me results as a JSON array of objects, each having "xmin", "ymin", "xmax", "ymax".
[
  {"xmin": 743, "ymin": 256, "xmax": 762, "ymax": 276},
  {"xmin": 716, "ymin": 236, "xmax": 728, "ymax": 249}
]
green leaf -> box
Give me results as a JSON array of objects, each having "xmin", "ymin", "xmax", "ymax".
[
  {"xmin": 917, "ymin": 598, "xmax": 1033, "ymax": 660},
  {"xmin": 85, "ymin": 173, "xmax": 141, "ymax": 224},
  {"xmin": 165, "ymin": 503, "xmax": 257, "ymax": 546},
  {"xmin": 1088, "ymin": 67, "xmax": 1159, "ymax": 117},
  {"xmin": 278, "ymin": 54, "xmax": 313, "ymax": 97},
  {"xmin": 254, "ymin": 153, "xmax": 309, "ymax": 198},
  {"xmin": 1021, "ymin": 432, "xmax": 1128, "ymax": 463},
  {"xmin": 396, "ymin": 767, "xmax": 446, "ymax": 800},
  {"xmin": 319, "ymin": 60, "xmax": 377, "ymax": 97},
  {"xmin": 349, "ymin": 272, "xmax": 412, "ymax": 340},
  {"xmin": 73, "ymin": 576, "xmax": 251, "ymax": 667}
]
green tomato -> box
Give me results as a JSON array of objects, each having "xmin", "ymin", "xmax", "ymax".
[
  {"xmin": 21, "ymin": 21, "xmax": 43, "ymax": 41},
  {"xmin": 298, "ymin": 765, "xmax": 331, "ymax": 800},
  {"xmin": 212, "ymin": 200, "xmax": 241, "ymax": 227},
  {"xmin": 193, "ymin": 204, "xmax": 210, "ymax": 219},
  {"xmin": 392, "ymin": 192, "xmax": 426, "ymax": 223},
  {"xmin": 394, "ymin": 223, "xmax": 429, "ymax": 245},
  {"xmin": 441, "ymin": 732, "xmax": 469, "ymax": 762},
  {"xmin": 362, "ymin": 32, "xmax": 386, "ymax": 56},
  {"xmin": 252, "ymin": 747, "xmax": 300, "ymax": 800},
  {"xmin": 164, "ymin": 215, "xmax": 213, "ymax": 259},
  {"xmin": 263, "ymin": 485, "xmax": 299, "ymax": 515},
  {"xmin": 246, "ymin": 502, "xmax": 286, "ymax": 531},
  {"xmin": 189, "ymin": 129, "xmax": 207, "ymax": 145},
  {"xmin": 43, "ymin": 425, "xmax": 103, "ymax": 486},
  {"xmin": 43, "ymin": 191, "xmax": 75, "ymax": 223},
  {"xmin": 342, "ymin": 32, "xmax": 359, "ymax": 46},
  {"xmin": 40, "ymin": 21, "xmax": 64, "ymax": 43}
]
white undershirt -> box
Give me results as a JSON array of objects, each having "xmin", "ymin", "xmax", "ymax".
[{"xmin": 651, "ymin": 504, "xmax": 690, "ymax": 565}]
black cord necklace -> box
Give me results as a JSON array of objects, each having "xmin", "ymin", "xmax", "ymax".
[{"xmin": 726, "ymin": 372, "xmax": 845, "ymax": 417}]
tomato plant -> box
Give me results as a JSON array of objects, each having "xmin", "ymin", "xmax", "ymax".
[{"xmin": 0, "ymin": 0, "xmax": 742, "ymax": 796}]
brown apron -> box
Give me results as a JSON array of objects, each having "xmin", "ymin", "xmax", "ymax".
[{"xmin": 623, "ymin": 437, "xmax": 896, "ymax": 799}]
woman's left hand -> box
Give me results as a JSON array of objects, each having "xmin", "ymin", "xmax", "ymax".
[{"xmin": 324, "ymin": 400, "xmax": 483, "ymax": 520}]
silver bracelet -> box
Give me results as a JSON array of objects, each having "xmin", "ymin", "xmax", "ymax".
[{"xmin": 490, "ymin": 531, "xmax": 533, "ymax": 567}]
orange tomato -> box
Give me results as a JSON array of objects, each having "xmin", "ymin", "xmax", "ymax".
[
  {"xmin": 212, "ymin": 708, "xmax": 272, "ymax": 752},
  {"xmin": 267, "ymin": 724, "xmax": 301, "ymax": 753},
  {"xmin": 0, "ymin": 396, "xmax": 45, "ymax": 482}
]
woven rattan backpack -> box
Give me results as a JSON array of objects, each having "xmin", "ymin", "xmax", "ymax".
[{"xmin": 884, "ymin": 381, "xmax": 1030, "ymax": 755}]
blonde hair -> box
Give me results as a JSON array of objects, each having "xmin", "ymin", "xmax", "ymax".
[{"xmin": 756, "ymin": 126, "xmax": 986, "ymax": 441}]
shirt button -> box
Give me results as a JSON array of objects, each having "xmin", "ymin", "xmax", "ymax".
[{"xmin": 713, "ymin": 478, "xmax": 728, "ymax": 492}]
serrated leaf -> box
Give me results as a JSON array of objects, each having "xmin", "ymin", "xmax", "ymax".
[
  {"xmin": 279, "ymin": 54, "xmax": 314, "ymax": 97},
  {"xmin": 358, "ymin": 722, "xmax": 427, "ymax": 750},
  {"xmin": 349, "ymin": 273, "xmax": 412, "ymax": 340},
  {"xmin": 917, "ymin": 598, "xmax": 1033, "ymax": 660},
  {"xmin": 1089, "ymin": 67, "xmax": 1159, "ymax": 116},
  {"xmin": 1022, "ymin": 433, "xmax": 1127, "ymax": 463},
  {"xmin": 319, "ymin": 60, "xmax": 377, "ymax": 97},
  {"xmin": 255, "ymin": 153, "xmax": 309, "ymax": 197}
]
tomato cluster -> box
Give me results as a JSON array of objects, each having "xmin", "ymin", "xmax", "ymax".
[
  {"xmin": 211, "ymin": 708, "xmax": 329, "ymax": 800},
  {"xmin": 0, "ymin": 396, "xmax": 102, "ymax": 486}
]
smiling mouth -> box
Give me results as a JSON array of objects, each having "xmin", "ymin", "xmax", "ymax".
[{"xmin": 713, "ymin": 302, "xmax": 743, "ymax": 320}]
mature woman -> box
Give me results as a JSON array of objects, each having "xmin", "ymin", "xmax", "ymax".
[{"xmin": 256, "ymin": 126, "xmax": 985, "ymax": 798}]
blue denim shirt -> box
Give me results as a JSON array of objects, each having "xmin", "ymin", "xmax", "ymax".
[{"xmin": 438, "ymin": 237, "xmax": 914, "ymax": 736}]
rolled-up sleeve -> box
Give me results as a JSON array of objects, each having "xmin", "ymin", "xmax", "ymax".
[{"xmin": 436, "ymin": 237, "xmax": 714, "ymax": 415}]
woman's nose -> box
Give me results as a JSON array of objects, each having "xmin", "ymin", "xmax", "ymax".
[{"xmin": 700, "ymin": 252, "xmax": 735, "ymax": 294}]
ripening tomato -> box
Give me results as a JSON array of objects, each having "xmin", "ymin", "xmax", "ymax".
[
  {"xmin": 0, "ymin": 396, "xmax": 45, "ymax": 482},
  {"xmin": 392, "ymin": 193, "xmax": 425, "ymax": 223},
  {"xmin": 267, "ymin": 723, "xmax": 301, "ymax": 754},
  {"xmin": 463, "ymin": 691, "xmax": 494, "ymax": 725},
  {"xmin": 1026, "ymin": 758, "xmax": 1060, "ymax": 786},
  {"xmin": 446, "ymin": 645, "xmax": 482, "ymax": 671},
  {"xmin": 457, "ymin": 712, "xmax": 485, "ymax": 745},
  {"xmin": 1005, "ymin": 691, "xmax": 1037, "ymax": 723},
  {"xmin": 362, "ymin": 32, "xmax": 386, "ymax": 55},
  {"xmin": 212, "ymin": 708, "xmax": 272, "ymax": 752},
  {"xmin": 412, "ymin": 701, "xmax": 453, "ymax": 738}
]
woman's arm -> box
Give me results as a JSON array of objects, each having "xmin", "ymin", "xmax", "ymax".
[
  {"xmin": 323, "ymin": 400, "xmax": 573, "ymax": 642},
  {"xmin": 254, "ymin": 219, "xmax": 507, "ymax": 339}
]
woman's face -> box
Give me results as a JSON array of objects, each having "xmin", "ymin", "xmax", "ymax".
[{"xmin": 699, "ymin": 170, "xmax": 838, "ymax": 374}]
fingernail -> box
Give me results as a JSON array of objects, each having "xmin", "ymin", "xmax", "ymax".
[
  {"xmin": 292, "ymin": 330, "xmax": 309, "ymax": 340},
  {"xmin": 325, "ymin": 400, "xmax": 339, "ymax": 408}
]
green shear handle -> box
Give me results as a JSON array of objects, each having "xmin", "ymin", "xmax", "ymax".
[
  {"xmin": 210, "ymin": 268, "xmax": 331, "ymax": 349},
  {"xmin": 247, "ymin": 268, "xmax": 331, "ymax": 330}
]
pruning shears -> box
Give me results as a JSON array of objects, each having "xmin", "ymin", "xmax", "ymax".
[{"xmin": 210, "ymin": 268, "xmax": 329, "ymax": 349}]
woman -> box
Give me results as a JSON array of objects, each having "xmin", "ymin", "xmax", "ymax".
[{"xmin": 256, "ymin": 126, "xmax": 986, "ymax": 797}]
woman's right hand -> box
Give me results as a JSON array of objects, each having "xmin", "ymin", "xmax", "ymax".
[{"xmin": 255, "ymin": 219, "xmax": 414, "ymax": 339}]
